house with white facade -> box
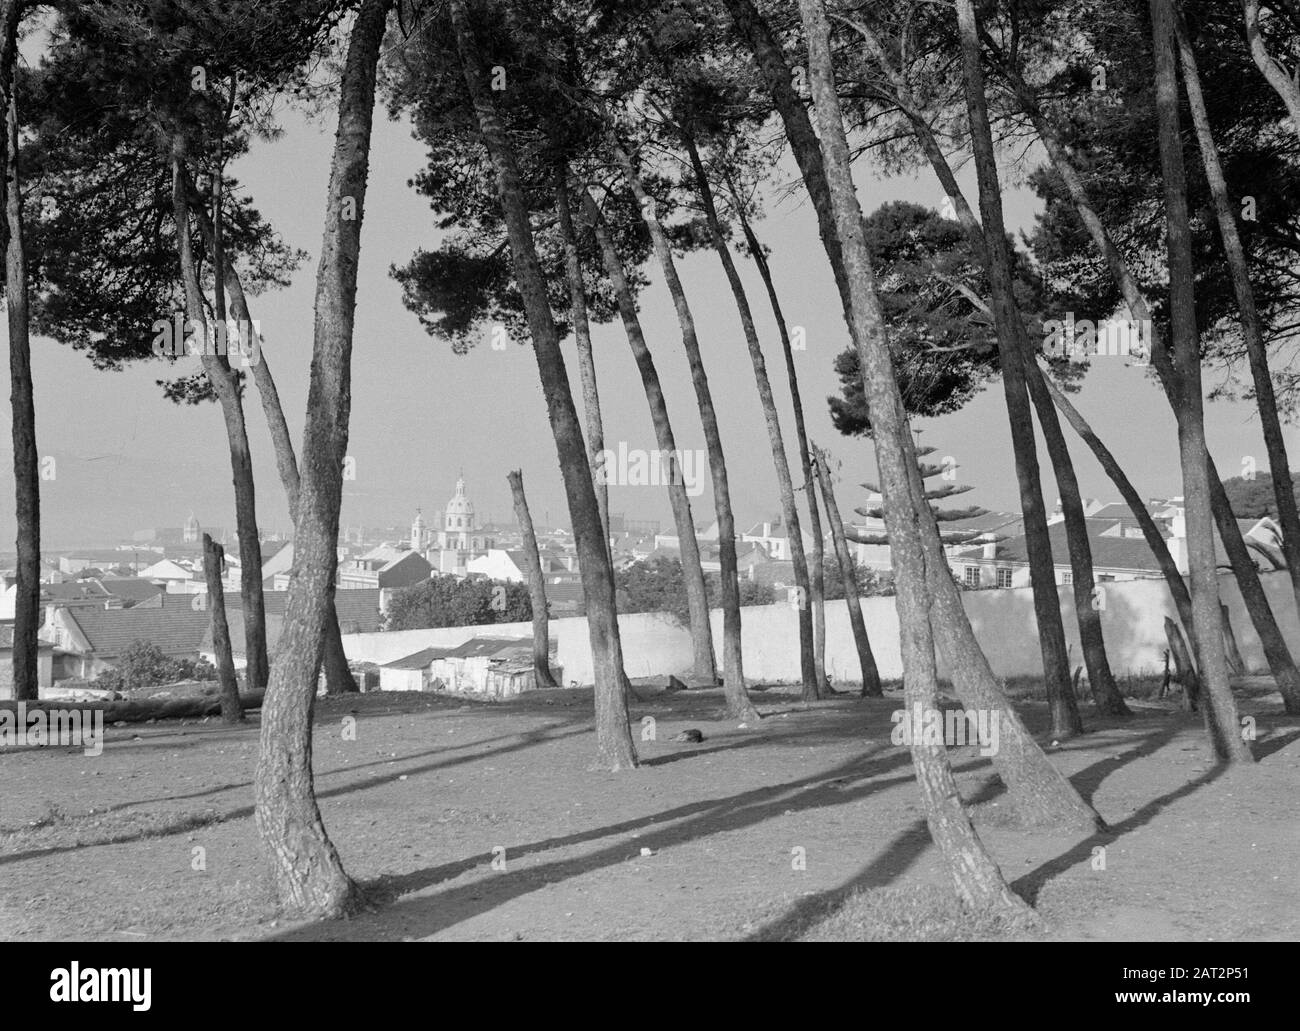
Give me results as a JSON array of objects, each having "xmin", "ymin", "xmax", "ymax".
[{"xmin": 465, "ymin": 549, "xmax": 528, "ymax": 583}]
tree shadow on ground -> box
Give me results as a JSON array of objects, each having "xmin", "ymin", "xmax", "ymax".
[
  {"xmin": 0, "ymin": 722, "xmax": 589, "ymax": 868},
  {"xmin": 740, "ymin": 714, "xmax": 1273, "ymax": 939},
  {"xmin": 267, "ymin": 744, "xmax": 1016, "ymax": 941},
  {"xmin": 86, "ymin": 716, "xmax": 591, "ymax": 816},
  {"xmin": 1011, "ymin": 726, "xmax": 1300, "ymax": 905},
  {"xmin": 741, "ymin": 759, "xmax": 1020, "ymax": 940},
  {"xmin": 0, "ymin": 699, "xmax": 883, "ymax": 871},
  {"xmin": 638, "ymin": 737, "xmax": 770, "ymax": 767}
]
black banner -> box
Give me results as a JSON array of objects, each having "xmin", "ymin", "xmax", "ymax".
[{"xmin": 1, "ymin": 946, "xmax": 1284, "ymax": 1018}]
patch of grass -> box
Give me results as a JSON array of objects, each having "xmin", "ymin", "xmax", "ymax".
[
  {"xmin": 992, "ymin": 673, "xmax": 1165, "ymax": 704},
  {"xmin": 0, "ymin": 807, "xmax": 226, "ymax": 855},
  {"xmin": 1113, "ymin": 673, "xmax": 1167, "ymax": 700},
  {"xmin": 23, "ymin": 801, "xmax": 70, "ymax": 832},
  {"xmin": 766, "ymin": 884, "xmax": 1042, "ymax": 942}
]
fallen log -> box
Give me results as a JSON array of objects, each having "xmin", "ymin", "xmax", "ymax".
[{"xmin": 0, "ymin": 691, "xmax": 265, "ymax": 724}]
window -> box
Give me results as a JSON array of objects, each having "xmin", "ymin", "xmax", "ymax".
[
  {"xmin": 1061, "ymin": 571, "xmax": 1073, "ymax": 585},
  {"xmin": 964, "ymin": 566, "xmax": 981, "ymax": 587},
  {"xmin": 995, "ymin": 567, "xmax": 1014, "ymax": 588}
]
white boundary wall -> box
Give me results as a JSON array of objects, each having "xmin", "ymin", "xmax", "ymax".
[{"xmin": 342, "ymin": 571, "xmax": 1297, "ymax": 686}]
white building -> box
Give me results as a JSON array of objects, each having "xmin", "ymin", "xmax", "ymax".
[{"xmin": 466, "ymin": 549, "xmax": 528, "ymax": 582}]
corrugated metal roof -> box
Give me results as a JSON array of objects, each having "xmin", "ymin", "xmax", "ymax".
[
  {"xmin": 381, "ymin": 646, "xmax": 454, "ymax": 669},
  {"xmin": 446, "ymin": 636, "xmax": 533, "ymax": 658}
]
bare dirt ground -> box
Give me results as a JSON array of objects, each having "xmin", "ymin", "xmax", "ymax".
[{"xmin": 2, "ymin": 679, "xmax": 1297, "ymax": 942}]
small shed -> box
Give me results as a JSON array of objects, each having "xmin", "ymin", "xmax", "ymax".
[
  {"xmin": 379, "ymin": 646, "xmax": 453, "ymax": 692},
  {"xmin": 429, "ymin": 636, "xmax": 561, "ymax": 698}
]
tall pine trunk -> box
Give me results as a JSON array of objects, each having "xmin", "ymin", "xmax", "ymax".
[
  {"xmin": 5, "ymin": 82, "xmax": 39, "ymax": 703},
  {"xmin": 813, "ymin": 446, "xmax": 883, "ymax": 696},
  {"xmin": 553, "ymin": 168, "xmax": 609, "ymax": 543},
  {"xmin": 1178, "ymin": 17, "xmax": 1300, "ymax": 630},
  {"xmin": 253, "ymin": 0, "xmax": 392, "ymax": 919},
  {"xmin": 196, "ymin": 207, "xmax": 357, "ymax": 694},
  {"xmin": 580, "ymin": 189, "xmax": 716, "ymax": 682},
  {"xmin": 999, "ymin": 51, "xmax": 1300, "ymax": 717},
  {"xmin": 508, "ymin": 470, "xmax": 558, "ymax": 690},
  {"xmin": 956, "ymin": 0, "xmax": 1080, "ymax": 738},
  {"xmin": 721, "ymin": 0, "xmax": 852, "ymax": 313},
  {"xmin": 554, "ymin": 169, "xmax": 644, "ymax": 706},
  {"xmin": 203, "ymin": 533, "xmax": 244, "ymax": 724},
  {"xmin": 732, "ymin": 0, "xmax": 1100, "ymax": 828},
  {"xmin": 172, "ymin": 148, "xmax": 268, "ymax": 693},
  {"xmin": 801, "ymin": 0, "xmax": 1035, "ymax": 915},
  {"xmin": 454, "ymin": 3, "xmax": 636, "ymax": 770},
  {"xmin": 880, "ymin": 73, "xmax": 1126, "ymax": 716},
  {"xmin": 1149, "ymin": 0, "xmax": 1253, "ymax": 763},
  {"xmin": 1023, "ymin": 375, "xmax": 1128, "ymax": 715},
  {"xmin": 1035, "ymin": 363, "xmax": 1194, "ymax": 632},
  {"xmin": 727, "ymin": 185, "xmax": 830, "ymax": 695},
  {"xmin": 675, "ymin": 156, "xmax": 819, "ymax": 700},
  {"xmin": 614, "ymin": 145, "xmax": 754, "ymax": 719}
]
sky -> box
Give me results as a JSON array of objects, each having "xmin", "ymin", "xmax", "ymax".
[{"xmin": 0, "ymin": 93, "xmax": 1281, "ymax": 551}]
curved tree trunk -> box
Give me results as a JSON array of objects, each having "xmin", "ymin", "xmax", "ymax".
[
  {"xmin": 673, "ymin": 156, "xmax": 818, "ymax": 700},
  {"xmin": 1149, "ymin": 0, "xmax": 1253, "ymax": 763},
  {"xmin": 733, "ymin": 0, "xmax": 1100, "ymax": 828},
  {"xmin": 204, "ymin": 174, "xmax": 268, "ymax": 693},
  {"xmin": 955, "ymin": 1, "xmax": 1080, "ymax": 739},
  {"xmin": 1022, "ymin": 369, "xmax": 1129, "ymax": 716},
  {"xmin": 580, "ymin": 188, "xmax": 716, "ymax": 683},
  {"xmin": 1035, "ymin": 363, "xmax": 1195, "ymax": 633},
  {"xmin": 1209, "ymin": 458, "xmax": 1300, "ymax": 712},
  {"xmin": 729, "ymin": 191, "xmax": 830, "ymax": 696},
  {"xmin": 1178, "ymin": 16, "xmax": 1300, "ymax": 630},
  {"xmin": 553, "ymin": 168, "xmax": 609, "ymax": 543},
  {"xmin": 5, "ymin": 82, "xmax": 39, "ymax": 703},
  {"xmin": 614, "ymin": 144, "xmax": 754, "ymax": 720},
  {"xmin": 456, "ymin": 5, "xmax": 636, "ymax": 770},
  {"xmin": 1244, "ymin": 0, "xmax": 1300, "ymax": 128},
  {"xmin": 814, "ymin": 446, "xmax": 883, "ymax": 696},
  {"xmin": 801, "ymin": 0, "xmax": 1035, "ymax": 916},
  {"xmin": 196, "ymin": 206, "xmax": 357, "ymax": 694},
  {"xmin": 848, "ymin": 19, "xmax": 1125, "ymax": 717},
  {"xmin": 253, "ymin": 0, "xmax": 392, "ymax": 920},
  {"xmin": 554, "ymin": 170, "xmax": 643, "ymax": 706},
  {"xmin": 721, "ymin": 0, "xmax": 852, "ymax": 314},
  {"xmin": 995, "ymin": 43, "xmax": 1300, "ymax": 718},
  {"xmin": 172, "ymin": 146, "xmax": 268, "ymax": 697},
  {"xmin": 508, "ymin": 469, "xmax": 559, "ymax": 690}
]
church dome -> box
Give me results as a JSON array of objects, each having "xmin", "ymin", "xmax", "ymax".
[{"xmin": 444, "ymin": 476, "xmax": 475, "ymax": 531}]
